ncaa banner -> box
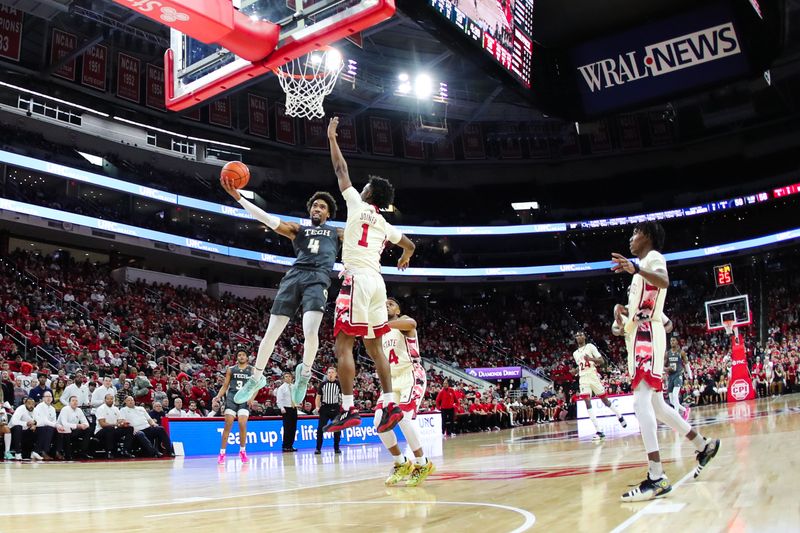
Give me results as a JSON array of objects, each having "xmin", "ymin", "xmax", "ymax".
[
  {"xmin": 0, "ymin": 6, "xmax": 23, "ymax": 62},
  {"xmin": 401, "ymin": 121, "xmax": 424, "ymax": 160},
  {"xmin": 370, "ymin": 117, "xmax": 394, "ymax": 156},
  {"xmin": 336, "ymin": 115, "xmax": 358, "ymax": 153},
  {"xmin": 50, "ymin": 29, "xmax": 77, "ymax": 81},
  {"xmin": 208, "ymin": 96, "xmax": 231, "ymax": 128},
  {"xmin": 461, "ymin": 123, "xmax": 485, "ymax": 159},
  {"xmin": 572, "ymin": 2, "xmax": 750, "ymax": 115},
  {"xmin": 166, "ymin": 412, "xmax": 442, "ymax": 456},
  {"xmin": 275, "ymin": 103, "xmax": 296, "ymax": 145},
  {"xmin": 303, "ymin": 116, "xmax": 328, "ymax": 149},
  {"xmin": 146, "ymin": 64, "xmax": 166, "ymax": 110},
  {"xmin": 116, "ymin": 52, "xmax": 141, "ymax": 103},
  {"xmin": 247, "ymin": 94, "xmax": 268, "ymax": 137},
  {"xmin": 81, "ymin": 44, "xmax": 107, "ymax": 91}
]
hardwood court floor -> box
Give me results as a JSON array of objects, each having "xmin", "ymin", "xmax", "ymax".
[{"xmin": 3, "ymin": 395, "xmax": 799, "ymax": 533}]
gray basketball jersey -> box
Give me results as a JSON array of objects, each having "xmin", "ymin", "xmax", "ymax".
[
  {"xmin": 292, "ymin": 223, "xmax": 338, "ymax": 272},
  {"xmin": 667, "ymin": 350, "xmax": 684, "ymax": 376},
  {"xmin": 227, "ymin": 365, "xmax": 253, "ymax": 401}
]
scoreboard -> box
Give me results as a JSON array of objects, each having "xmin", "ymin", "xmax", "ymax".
[
  {"xmin": 428, "ymin": 0, "xmax": 534, "ymax": 88},
  {"xmin": 714, "ymin": 264, "xmax": 734, "ymax": 287}
]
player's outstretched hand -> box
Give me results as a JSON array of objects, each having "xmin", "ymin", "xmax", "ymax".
[
  {"xmin": 327, "ymin": 117, "xmax": 339, "ymax": 139},
  {"xmin": 611, "ymin": 252, "xmax": 636, "ymax": 274},
  {"xmin": 220, "ymin": 176, "xmax": 241, "ymax": 200},
  {"xmin": 397, "ymin": 253, "xmax": 412, "ymax": 271},
  {"xmin": 613, "ymin": 303, "xmax": 629, "ymax": 324}
]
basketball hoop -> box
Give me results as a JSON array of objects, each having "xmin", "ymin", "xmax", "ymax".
[
  {"xmin": 273, "ymin": 46, "xmax": 344, "ymax": 119},
  {"xmin": 723, "ymin": 319, "xmax": 736, "ymax": 336}
]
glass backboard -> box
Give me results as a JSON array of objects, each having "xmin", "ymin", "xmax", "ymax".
[{"xmin": 704, "ymin": 294, "xmax": 751, "ymax": 331}]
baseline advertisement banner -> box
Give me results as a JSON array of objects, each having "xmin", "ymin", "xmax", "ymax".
[
  {"xmin": 576, "ymin": 393, "xmax": 635, "ymax": 419},
  {"xmin": 465, "ymin": 367, "xmax": 522, "ymax": 380},
  {"xmin": 571, "ymin": 2, "xmax": 750, "ymax": 115},
  {"xmin": 166, "ymin": 412, "xmax": 442, "ymax": 456}
]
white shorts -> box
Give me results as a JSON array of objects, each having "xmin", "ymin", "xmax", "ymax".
[
  {"xmin": 335, "ymin": 269, "xmax": 390, "ymax": 339},
  {"xmin": 579, "ymin": 373, "xmax": 606, "ymax": 398},
  {"xmin": 224, "ymin": 408, "xmax": 250, "ymax": 418},
  {"xmin": 376, "ymin": 363, "xmax": 427, "ymax": 416}
]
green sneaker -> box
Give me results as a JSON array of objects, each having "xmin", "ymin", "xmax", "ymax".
[
  {"xmin": 233, "ymin": 375, "xmax": 267, "ymax": 403},
  {"xmin": 406, "ymin": 460, "xmax": 436, "ymax": 487},
  {"xmin": 292, "ymin": 363, "xmax": 311, "ymax": 406},
  {"xmin": 385, "ymin": 459, "xmax": 414, "ymax": 486},
  {"xmin": 4, "ymin": 451, "xmax": 15, "ymax": 461}
]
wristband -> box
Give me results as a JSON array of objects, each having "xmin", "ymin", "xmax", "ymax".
[{"xmin": 633, "ymin": 262, "xmax": 640, "ymax": 275}]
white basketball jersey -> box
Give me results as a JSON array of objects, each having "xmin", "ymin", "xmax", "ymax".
[
  {"xmin": 341, "ymin": 187, "xmax": 402, "ymax": 273},
  {"xmin": 573, "ymin": 343, "xmax": 601, "ymax": 378},
  {"xmin": 382, "ymin": 328, "xmax": 420, "ymax": 374},
  {"xmin": 625, "ymin": 250, "xmax": 668, "ymax": 334}
]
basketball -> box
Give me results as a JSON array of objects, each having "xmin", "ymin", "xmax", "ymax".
[{"xmin": 221, "ymin": 161, "xmax": 250, "ymax": 189}]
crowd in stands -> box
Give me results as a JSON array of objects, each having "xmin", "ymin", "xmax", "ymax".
[{"xmin": 1, "ymin": 246, "xmax": 799, "ymax": 459}]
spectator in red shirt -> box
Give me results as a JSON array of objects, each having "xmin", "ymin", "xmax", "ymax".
[{"xmin": 435, "ymin": 380, "xmax": 457, "ymax": 436}]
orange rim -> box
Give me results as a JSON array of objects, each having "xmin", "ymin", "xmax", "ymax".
[{"xmin": 271, "ymin": 45, "xmax": 342, "ymax": 80}]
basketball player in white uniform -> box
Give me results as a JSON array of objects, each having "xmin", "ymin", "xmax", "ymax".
[
  {"xmin": 378, "ymin": 297, "xmax": 434, "ymax": 487},
  {"xmin": 612, "ymin": 222, "xmax": 720, "ymax": 502},
  {"xmin": 572, "ymin": 331, "xmax": 626, "ymax": 441},
  {"xmin": 324, "ymin": 117, "xmax": 416, "ymax": 434}
]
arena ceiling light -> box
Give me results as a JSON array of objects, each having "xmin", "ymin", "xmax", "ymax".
[
  {"xmin": 397, "ymin": 72, "xmax": 411, "ymax": 95},
  {"xmin": 77, "ymin": 152, "xmax": 104, "ymax": 167},
  {"xmin": 0, "ymin": 81, "xmax": 109, "ymax": 117},
  {"xmin": 414, "ymin": 73, "xmax": 433, "ymax": 99}
]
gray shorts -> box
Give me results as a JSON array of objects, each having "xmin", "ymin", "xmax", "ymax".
[
  {"xmin": 224, "ymin": 397, "xmax": 250, "ymax": 417},
  {"xmin": 667, "ymin": 375, "xmax": 683, "ymax": 391},
  {"xmin": 271, "ymin": 268, "xmax": 330, "ymax": 317}
]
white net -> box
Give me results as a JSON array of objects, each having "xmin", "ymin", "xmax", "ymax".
[
  {"xmin": 723, "ymin": 319, "xmax": 735, "ymax": 335},
  {"xmin": 274, "ymin": 48, "xmax": 344, "ymax": 119}
]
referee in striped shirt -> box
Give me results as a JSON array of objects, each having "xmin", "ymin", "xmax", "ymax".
[{"xmin": 315, "ymin": 367, "xmax": 342, "ymax": 454}]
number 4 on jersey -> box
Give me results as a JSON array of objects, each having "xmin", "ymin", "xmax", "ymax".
[
  {"xmin": 308, "ymin": 238, "xmax": 320, "ymax": 254},
  {"xmin": 388, "ymin": 349, "xmax": 399, "ymax": 364}
]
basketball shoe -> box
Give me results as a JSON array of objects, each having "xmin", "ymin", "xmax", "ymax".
[
  {"xmin": 618, "ymin": 416, "xmax": 627, "ymax": 428},
  {"xmin": 620, "ymin": 475, "xmax": 672, "ymax": 502},
  {"xmin": 406, "ymin": 460, "xmax": 436, "ymax": 487},
  {"xmin": 234, "ymin": 375, "xmax": 267, "ymax": 403},
  {"xmin": 385, "ymin": 458, "xmax": 414, "ymax": 486},
  {"xmin": 293, "ymin": 363, "xmax": 311, "ymax": 406},
  {"xmin": 239, "ymin": 449, "xmax": 249, "ymax": 463},
  {"xmin": 682, "ymin": 406, "xmax": 692, "ymax": 421},
  {"xmin": 592, "ymin": 431, "xmax": 605, "ymax": 441},
  {"xmin": 323, "ymin": 406, "xmax": 361, "ymax": 433},
  {"xmin": 694, "ymin": 438, "xmax": 720, "ymax": 478}
]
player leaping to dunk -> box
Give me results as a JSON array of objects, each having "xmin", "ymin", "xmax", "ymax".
[
  {"xmin": 221, "ymin": 177, "xmax": 341, "ymax": 407},
  {"xmin": 323, "ymin": 116, "xmax": 416, "ymax": 434},
  {"xmin": 379, "ymin": 297, "xmax": 434, "ymax": 487},
  {"xmin": 572, "ymin": 331, "xmax": 626, "ymax": 441}
]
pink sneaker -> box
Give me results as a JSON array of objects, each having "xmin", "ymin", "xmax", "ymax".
[
  {"xmin": 239, "ymin": 450, "xmax": 249, "ymax": 463},
  {"xmin": 217, "ymin": 453, "xmax": 226, "ymax": 465},
  {"xmin": 682, "ymin": 407, "xmax": 691, "ymax": 421}
]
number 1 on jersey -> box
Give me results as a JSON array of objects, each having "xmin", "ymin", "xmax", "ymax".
[{"xmin": 357, "ymin": 223, "xmax": 369, "ymax": 248}]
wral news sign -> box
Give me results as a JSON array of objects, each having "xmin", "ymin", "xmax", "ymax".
[{"xmin": 572, "ymin": 3, "xmax": 750, "ymax": 114}]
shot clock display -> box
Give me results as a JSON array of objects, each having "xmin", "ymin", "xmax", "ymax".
[{"xmin": 714, "ymin": 264, "xmax": 734, "ymax": 287}]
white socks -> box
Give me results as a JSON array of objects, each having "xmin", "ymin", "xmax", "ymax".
[
  {"xmin": 383, "ymin": 392, "xmax": 396, "ymax": 405},
  {"xmin": 3, "ymin": 433, "xmax": 10, "ymax": 453},
  {"xmin": 219, "ymin": 448, "xmax": 225, "ymax": 455},
  {"xmin": 301, "ymin": 311, "xmax": 323, "ymax": 374},
  {"xmin": 342, "ymin": 395, "xmax": 354, "ymax": 410},
  {"xmin": 648, "ymin": 460, "xmax": 664, "ymax": 479},
  {"xmin": 691, "ymin": 434, "xmax": 707, "ymax": 452},
  {"xmin": 588, "ymin": 407, "xmax": 601, "ymax": 432},
  {"xmin": 608, "ymin": 402, "xmax": 622, "ymax": 418},
  {"xmin": 392, "ymin": 454, "xmax": 405, "ymax": 465},
  {"xmin": 253, "ymin": 315, "xmax": 290, "ymax": 380}
]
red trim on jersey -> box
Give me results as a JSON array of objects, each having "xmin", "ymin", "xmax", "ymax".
[
  {"xmin": 632, "ymin": 368, "xmax": 663, "ymax": 391},
  {"xmin": 579, "ymin": 393, "xmax": 591, "ymax": 400},
  {"xmin": 372, "ymin": 322, "xmax": 391, "ymax": 338}
]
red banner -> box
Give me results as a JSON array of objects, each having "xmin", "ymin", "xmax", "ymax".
[
  {"xmin": 648, "ymin": 112, "xmax": 673, "ymax": 146},
  {"xmin": 247, "ymin": 94, "xmax": 268, "ymax": 137},
  {"xmin": 0, "ymin": 6, "xmax": 23, "ymax": 62},
  {"xmin": 461, "ymin": 124, "xmax": 485, "ymax": 159},
  {"xmin": 146, "ymin": 64, "xmax": 165, "ymax": 110},
  {"xmin": 728, "ymin": 334, "xmax": 755, "ymax": 402},
  {"xmin": 209, "ymin": 96, "xmax": 231, "ymax": 128},
  {"xmin": 50, "ymin": 29, "xmax": 77, "ymax": 81},
  {"xmin": 81, "ymin": 44, "xmax": 107, "ymax": 91},
  {"xmin": 183, "ymin": 107, "xmax": 201, "ymax": 121},
  {"xmin": 401, "ymin": 121, "xmax": 424, "ymax": 159},
  {"xmin": 275, "ymin": 103, "xmax": 296, "ymax": 145},
  {"xmin": 370, "ymin": 117, "xmax": 393, "ymax": 156},
  {"xmin": 618, "ymin": 114, "xmax": 642, "ymax": 150},
  {"xmin": 336, "ymin": 116, "xmax": 357, "ymax": 152},
  {"xmin": 303, "ymin": 117, "xmax": 328, "ymax": 149},
  {"xmin": 588, "ymin": 120, "xmax": 612, "ymax": 153},
  {"xmin": 116, "ymin": 52, "xmax": 141, "ymax": 103},
  {"xmin": 433, "ymin": 138, "xmax": 455, "ymax": 160}
]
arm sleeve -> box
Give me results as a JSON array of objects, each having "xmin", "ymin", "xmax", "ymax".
[
  {"xmin": 342, "ymin": 187, "xmax": 363, "ymax": 212},
  {"xmin": 237, "ymin": 197, "xmax": 280, "ymax": 230},
  {"xmin": 384, "ymin": 222, "xmax": 402, "ymax": 245}
]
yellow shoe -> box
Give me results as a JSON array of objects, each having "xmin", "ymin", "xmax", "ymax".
[
  {"xmin": 385, "ymin": 459, "xmax": 414, "ymax": 486},
  {"xmin": 405, "ymin": 460, "xmax": 435, "ymax": 487}
]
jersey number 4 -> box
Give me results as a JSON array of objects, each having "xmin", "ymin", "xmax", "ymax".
[
  {"xmin": 388, "ymin": 349, "xmax": 399, "ymax": 365},
  {"xmin": 308, "ymin": 238, "xmax": 320, "ymax": 254}
]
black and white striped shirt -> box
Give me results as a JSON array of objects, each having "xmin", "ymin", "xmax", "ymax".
[{"xmin": 317, "ymin": 380, "xmax": 341, "ymax": 406}]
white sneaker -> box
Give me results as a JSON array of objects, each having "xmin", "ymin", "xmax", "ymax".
[
  {"xmin": 14, "ymin": 453, "xmax": 22, "ymax": 460},
  {"xmin": 31, "ymin": 452, "xmax": 44, "ymax": 461}
]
